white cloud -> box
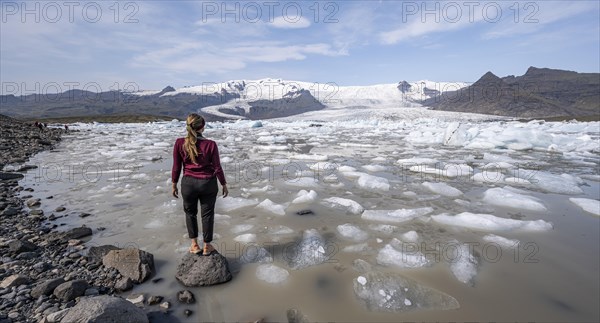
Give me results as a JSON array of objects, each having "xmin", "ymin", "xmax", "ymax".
[
  {"xmin": 270, "ymin": 16, "xmax": 311, "ymax": 29},
  {"xmin": 482, "ymin": 2, "xmax": 597, "ymax": 39}
]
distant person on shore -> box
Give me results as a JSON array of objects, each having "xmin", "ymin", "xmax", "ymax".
[{"xmin": 171, "ymin": 113, "xmax": 228, "ymax": 256}]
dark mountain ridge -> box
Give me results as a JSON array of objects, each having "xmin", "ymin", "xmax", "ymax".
[{"xmin": 424, "ymin": 67, "xmax": 599, "ymax": 118}]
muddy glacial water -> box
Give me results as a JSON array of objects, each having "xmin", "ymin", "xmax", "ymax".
[{"xmin": 11, "ymin": 117, "xmax": 599, "ymax": 322}]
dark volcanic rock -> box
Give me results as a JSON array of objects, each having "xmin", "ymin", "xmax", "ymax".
[
  {"xmin": 175, "ymin": 252, "xmax": 232, "ymax": 287},
  {"xmin": 8, "ymin": 239, "xmax": 37, "ymax": 254},
  {"xmin": 177, "ymin": 290, "xmax": 195, "ymax": 304},
  {"xmin": 88, "ymin": 244, "xmax": 121, "ymax": 263},
  {"xmin": 0, "ymin": 275, "xmax": 29, "ymax": 289},
  {"xmin": 0, "ymin": 172, "xmax": 24, "ymax": 181},
  {"xmin": 59, "ymin": 295, "xmax": 149, "ymax": 323},
  {"xmin": 53, "ymin": 279, "xmax": 89, "ymax": 302},
  {"xmin": 102, "ymin": 248, "xmax": 155, "ymax": 283},
  {"xmin": 63, "ymin": 226, "xmax": 93, "ymax": 240},
  {"xmin": 31, "ymin": 278, "xmax": 65, "ymax": 298},
  {"xmin": 114, "ymin": 277, "xmax": 133, "ymax": 292}
]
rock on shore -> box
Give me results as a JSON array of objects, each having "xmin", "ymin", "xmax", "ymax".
[{"xmin": 175, "ymin": 252, "xmax": 232, "ymax": 287}]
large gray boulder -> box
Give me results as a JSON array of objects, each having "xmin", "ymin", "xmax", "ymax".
[
  {"xmin": 0, "ymin": 274, "xmax": 29, "ymax": 289},
  {"xmin": 53, "ymin": 280, "xmax": 88, "ymax": 302},
  {"xmin": 63, "ymin": 226, "xmax": 93, "ymax": 240},
  {"xmin": 87, "ymin": 245, "xmax": 120, "ymax": 263},
  {"xmin": 31, "ymin": 278, "xmax": 65, "ymax": 298},
  {"xmin": 59, "ymin": 295, "xmax": 148, "ymax": 323},
  {"xmin": 8, "ymin": 239, "xmax": 38, "ymax": 254},
  {"xmin": 102, "ymin": 248, "xmax": 155, "ymax": 283},
  {"xmin": 175, "ymin": 252, "xmax": 232, "ymax": 287}
]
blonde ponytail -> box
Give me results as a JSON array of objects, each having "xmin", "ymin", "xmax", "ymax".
[{"xmin": 183, "ymin": 113, "xmax": 205, "ymax": 165}]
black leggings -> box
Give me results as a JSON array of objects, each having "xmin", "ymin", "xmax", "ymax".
[{"xmin": 181, "ymin": 176, "xmax": 218, "ymax": 242}]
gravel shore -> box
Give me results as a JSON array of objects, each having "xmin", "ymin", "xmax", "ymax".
[{"xmin": 0, "ymin": 115, "xmax": 161, "ymax": 322}]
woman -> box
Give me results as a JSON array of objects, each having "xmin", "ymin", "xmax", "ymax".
[{"xmin": 172, "ymin": 113, "xmax": 228, "ymax": 255}]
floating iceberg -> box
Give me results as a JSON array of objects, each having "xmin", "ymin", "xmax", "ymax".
[
  {"xmin": 569, "ymin": 198, "xmax": 600, "ymax": 216},
  {"xmin": 482, "ymin": 234, "xmax": 519, "ymax": 248},
  {"xmin": 431, "ymin": 212, "xmax": 553, "ymax": 232},
  {"xmin": 448, "ymin": 241, "xmax": 478, "ymax": 285},
  {"xmin": 482, "ymin": 187, "xmax": 546, "ymax": 212},
  {"xmin": 291, "ymin": 190, "xmax": 318, "ymax": 204},
  {"xmin": 362, "ymin": 207, "xmax": 434, "ymax": 223},
  {"xmin": 354, "ymin": 271, "xmax": 460, "ymax": 312},
  {"xmin": 322, "ymin": 197, "xmax": 365, "ymax": 215},
  {"xmin": 287, "ymin": 229, "xmax": 330, "ymax": 270},
  {"xmin": 422, "ymin": 182, "xmax": 462, "ymax": 197},
  {"xmin": 256, "ymin": 264, "xmax": 289, "ymax": 284},
  {"xmin": 376, "ymin": 243, "xmax": 431, "ymax": 268},
  {"xmin": 357, "ymin": 174, "xmax": 390, "ymax": 191},
  {"xmin": 337, "ymin": 223, "xmax": 369, "ymax": 241},
  {"xmin": 256, "ymin": 198, "xmax": 286, "ymax": 216}
]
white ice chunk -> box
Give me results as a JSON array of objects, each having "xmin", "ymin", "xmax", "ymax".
[
  {"xmin": 443, "ymin": 122, "xmax": 469, "ymax": 146},
  {"xmin": 267, "ymin": 225, "xmax": 295, "ymax": 235},
  {"xmin": 357, "ymin": 276, "xmax": 367, "ymax": 285},
  {"xmin": 338, "ymin": 165, "xmax": 357, "ymax": 172},
  {"xmin": 337, "ymin": 223, "xmax": 369, "ymax": 241},
  {"xmin": 399, "ymin": 231, "xmax": 419, "ymax": 243},
  {"xmin": 448, "ymin": 241, "xmax": 478, "ymax": 285},
  {"xmin": 506, "ymin": 142, "xmax": 533, "ymax": 151},
  {"xmin": 288, "ymin": 229, "xmax": 329, "ymax": 270},
  {"xmin": 231, "ymin": 224, "xmax": 254, "ymax": 234},
  {"xmin": 368, "ymin": 224, "xmax": 397, "ymax": 235},
  {"xmin": 289, "ymin": 154, "xmax": 328, "ymax": 161},
  {"xmin": 322, "ymin": 197, "xmax": 364, "ymax": 215},
  {"xmin": 472, "ymin": 171, "xmax": 505, "ymax": 184},
  {"xmin": 353, "ymin": 271, "xmax": 459, "ymax": 312},
  {"xmin": 234, "ymin": 233, "xmax": 257, "ymax": 243},
  {"xmin": 482, "ymin": 234, "xmax": 519, "ymax": 248},
  {"xmin": 343, "ymin": 243, "xmax": 370, "ymax": 252},
  {"xmin": 483, "ymin": 162, "xmax": 515, "ymax": 170},
  {"xmin": 396, "ymin": 157, "xmax": 439, "ymax": 166},
  {"xmin": 504, "ymin": 177, "xmax": 531, "ymax": 184},
  {"xmin": 357, "ymin": 174, "xmax": 390, "ymax": 191},
  {"xmin": 422, "ymin": 182, "xmax": 462, "ymax": 197},
  {"xmin": 569, "ymin": 198, "xmax": 600, "ymax": 216},
  {"xmin": 291, "ymin": 190, "xmax": 318, "ymax": 204},
  {"xmin": 256, "ymin": 264, "xmax": 289, "ymax": 284},
  {"xmin": 282, "ymin": 177, "xmax": 320, "ymax": 188},
  {"xmin": 362, "ymin": 207, "xmax": 434, "ymax": 223},
  {"xmin": 362, "ymin": 164, "xmax": 387, "ymax": 172},
  {"xmin": 216, "ymin": 197, "xmax": 259, "ymax": 213},
  {"xmin": 376, "ymin": 244, "xmax": 431, "ymax": 268},
  {"xmin": 482, "ymin": 187, "xmax": 546, "ymax": 212},
  {"xmin": 239, "ymin": 246, "xmax": 273, "ymax": 264},
  {"xmin": 256, "ymin": 198, "xmax": 286, "ymax": 216},
  {"xmin": 409, "ymin": 164, "xmax": 473, "ymax": 178},
  {"xmin": 529, "ymin": 172, "xmax": 583, "ymax": 195},
  {"xmin": 431, "ymin": 212, "xmax": 553, "ymax": 232}
]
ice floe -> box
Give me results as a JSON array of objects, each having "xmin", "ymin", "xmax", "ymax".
[
  {"xmin": 431, "ymin": 212, "xmax": 553, "ymax": 232},
  {"xmin": 362, "ymin": 207, "xmax": 434, "ymax": 223}
]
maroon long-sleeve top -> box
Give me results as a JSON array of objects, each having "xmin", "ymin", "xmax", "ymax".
[{"xmin": 171, "ymin": 137, "xmax": 227, "ymax": 185}]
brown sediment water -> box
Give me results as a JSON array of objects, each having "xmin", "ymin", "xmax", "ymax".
[{"xmin": 14, "ymin": 119, "xmax": 599, "ymax": 322}]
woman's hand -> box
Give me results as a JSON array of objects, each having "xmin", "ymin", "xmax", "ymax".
[
  {"xmin": 222, "ymin": 184, "xmax": 229, "ymax": 198},
  {"xmin": 172, "ymin": 182, "xmax": 179, "ymax": 198}
]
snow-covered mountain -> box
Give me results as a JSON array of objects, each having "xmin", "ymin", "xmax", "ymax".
[{"xmin": 132, "ymin": 78, "xmax": 469, "ymax": 120}]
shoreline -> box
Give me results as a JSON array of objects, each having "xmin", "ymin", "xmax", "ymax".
[{"xmin": 0, "ymin": 115, "xmax": 169, "ymax": 322}]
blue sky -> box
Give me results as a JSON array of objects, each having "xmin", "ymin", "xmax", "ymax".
[{"xmin": 1, "ymin": 0, "xmax": 599, "ymax": 94}]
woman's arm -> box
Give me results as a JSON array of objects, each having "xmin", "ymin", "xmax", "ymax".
[
  {"xmin": 211, "ymin": 142, "xmax": 227, "ymax": 186},
  {"xmin": 172, "ymin": 139, "xmax": 182, "ymax": 184}
]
